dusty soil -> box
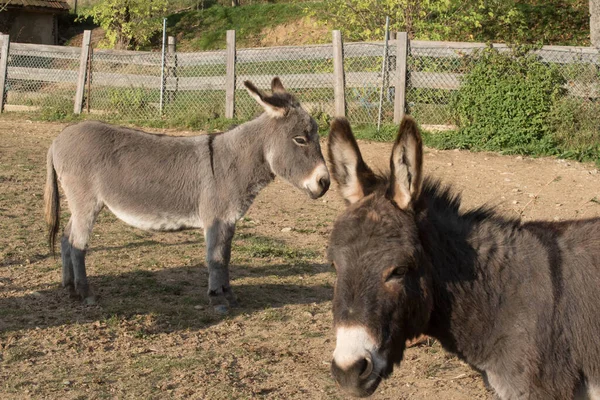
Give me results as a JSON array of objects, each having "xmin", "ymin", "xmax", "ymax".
[{"xmin": 0, "ymin": 118, "xmax": 599, "ymax": 399}]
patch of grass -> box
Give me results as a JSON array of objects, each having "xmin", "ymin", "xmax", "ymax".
[
  {"xmin": 294, "ymin": 227, "xmax": 317, "ymax": 234},
  {"xmin": 131, "ymin": 353, "xmax": 205, "ymax": 375},
  {"xmin": 260, "ymin": 307, "xmax": 288, "ymax": 322},
  {"xmin": 234, "ymin": 235, "xmax": 317, "ymax": 260},
  {"xmin": 3, "ymin": 347, "xmax": 45, "ymax": 364},
  {"xmin": 167, "ymin": 2, "xmax": 325, "ymax": 51}
]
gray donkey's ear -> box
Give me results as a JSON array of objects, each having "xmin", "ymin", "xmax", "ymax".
[
  {"xmin": 388, "ymin": 116, "xmax": 423, "ymax": 210},
  {"xmin": 271, "ymin": 77, "xmax": 286, "ymax": 94},
  {"xmin": 244, "ymin": 80, "xmax": 287, "ymax": 118},
  {"xmin": 328, "ymin": 118, "xmax": 377, "ymax": 204}
]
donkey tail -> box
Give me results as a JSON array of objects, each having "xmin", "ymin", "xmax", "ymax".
[{"xmin": 44, "ymin": 147, "xmax": 60, "ymax": 257}]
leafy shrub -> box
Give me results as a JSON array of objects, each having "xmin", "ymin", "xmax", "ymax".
[
  {"xmin": 549, "ymin": 97, "xmax": 600, "ymax": 165},
  {"xmin": 450, "ymin": 46, "xmax": 566, "ymax": 154}
]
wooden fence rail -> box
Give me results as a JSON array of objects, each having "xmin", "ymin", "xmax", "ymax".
[{"xmin": 1, "ymin": 31, "xmax": 599, "ymax": 116}]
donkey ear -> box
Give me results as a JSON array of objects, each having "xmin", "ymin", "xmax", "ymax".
[
  {"xmin": 244, "ymin": 80, "xmax": 287, "ymax": 118},
  {"xmin": 388, "ymin": 116, "xmax": 423, "ymax": 210},
  {"xmin": 328, "ymin": 118, "xmax": 377, "ymax": 204},
  {"xmin": 271, "ymin": 77, "xmax": 286, "ymax": 94}
]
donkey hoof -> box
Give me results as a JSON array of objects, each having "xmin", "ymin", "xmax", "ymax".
[
  {"xmin": 65, "ymin": 285, "xmax": 79, "ymax": 299},
  {"xmin": 227, "ymin": 297, "xmax": 239, "ymax": 308},
  {"xmin": 82, "ymin": 295, "xmax": 98, "ymax": 306},
  {"xmin": 213, "ymin": 304, "xmax": 230, "ymax": 314}
]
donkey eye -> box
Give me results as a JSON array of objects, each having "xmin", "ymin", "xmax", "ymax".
[
  {"xmin": 293, "ymin": 136, "xmax": 308, "ymax": 146},
  {"xmin": 385, "ymin": 267, "xmax": 406, "ymax": 282}
]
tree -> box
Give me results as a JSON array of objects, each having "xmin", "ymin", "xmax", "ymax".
[
  {"xmin": 591, "ymin": 0, "xmax": 600, "ymax": 46},
  {"xmin": 80, "ymin": 0, "xmax": 168, "ymax": 50},
  {"xmin": 313, "ymin": 0, "xmax": 451, "ymax": 41}
]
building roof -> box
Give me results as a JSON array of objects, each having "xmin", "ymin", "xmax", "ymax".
[{"xmin": 5, "ymin": 0, "xmax": 70, "ymax": 11}]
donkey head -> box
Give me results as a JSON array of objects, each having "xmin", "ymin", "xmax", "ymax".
[
  {"xmin": 244, "ymin": 77, "xmax": 330, "ymax": 199},
  {"xmin": 327, "ymin": 117, "xmax": 433, "ymax": 397}
]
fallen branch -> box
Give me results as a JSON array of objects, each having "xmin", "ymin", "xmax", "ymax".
[{"xmin": 516, "ymin": 175, "xmax": 560, "ymax": 217}]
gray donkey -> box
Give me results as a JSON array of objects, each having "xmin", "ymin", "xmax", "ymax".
[{"xmin": 45, "ymin": 77, "xmax": 330, "ymax": 312}]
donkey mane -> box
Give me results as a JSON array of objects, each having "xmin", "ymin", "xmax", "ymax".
[{"xmin": 416, "ymin": 178, "xmax": 509, "ymax": 226}]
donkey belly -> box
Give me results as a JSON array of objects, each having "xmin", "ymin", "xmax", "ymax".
[{"xmin": 105, "ymin": 203, "xmax": 203, "ymax": 232}]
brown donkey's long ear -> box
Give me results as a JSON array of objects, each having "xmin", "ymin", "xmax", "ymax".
[
  {"xmin": 388, "ymin": 116, "xmax": 423, "ymax": 210},
  {"xmin": 244, "ymin": 80, "xmax": 288, "ymax": 118},
  {"xmin": 328, "ymin": 118, "xmax": 377, "ymax": 204}
]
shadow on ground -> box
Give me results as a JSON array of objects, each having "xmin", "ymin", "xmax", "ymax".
[{"xmin": 0, "ymin": 261, "xmax": 333, "ymax": 334}]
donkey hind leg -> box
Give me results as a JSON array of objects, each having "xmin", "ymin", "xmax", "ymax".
[
  {"xmin": 68, "ymin": 202, "xmax": 103, "ymax": 305},
  {"xmin": 60, "ymin": 220, "xmax": 77, "ymax": 298},
  {"xmin": 205, "ymin": 220, "xmax": 237, "ymax": 313}
]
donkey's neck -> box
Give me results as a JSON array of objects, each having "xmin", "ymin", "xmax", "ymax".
[
  {"xmin": 209, "ymin": 116, "xmax": 275, "ymax": 213},
  {"xmin": 419, "ymin": 190, "xmax": 527, "ymax": 367},
  {"xmin": 218, "ymin": 115, "xmax": 273, "ymax": 178}
]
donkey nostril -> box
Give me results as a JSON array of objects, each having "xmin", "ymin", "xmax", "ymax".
[
  {"xmin": 319, "ymin": 177, "xmax": 330, "ymax": 191},
  {"xmin": 358, "ymin": 356, "xmax": 373, "ymax": 380}
]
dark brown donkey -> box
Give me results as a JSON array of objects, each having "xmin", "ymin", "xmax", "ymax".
[
  {"xmin": 45, "ymin": 77, "xmax": 330, "ymax": 313},
  {"xmin": 327, "ymin": 116, "xmax": 600, "ymax": 399}
]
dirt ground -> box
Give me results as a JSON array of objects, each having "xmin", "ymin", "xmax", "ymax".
[{"xmin": 1, "ymin": 117, "xmax": 599, "ymax": 400}]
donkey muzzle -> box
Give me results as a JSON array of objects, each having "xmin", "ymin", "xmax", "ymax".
[
  {"xmin": 303, "ymin": 163, "xmax": 330, "ymax": 199},
  {"xmin": 331, "ymin": 353, "xmax": 381, "ymax": 397}
]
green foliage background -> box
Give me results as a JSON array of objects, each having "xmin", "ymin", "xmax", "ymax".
[{"xmin": 425, "ymin": 47, "xmax": 599, "ymax": 165}]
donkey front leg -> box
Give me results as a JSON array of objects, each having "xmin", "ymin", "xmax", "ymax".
[{"xmin": 205, "ymin": 220, "xmax": 237, "ymax": 313}]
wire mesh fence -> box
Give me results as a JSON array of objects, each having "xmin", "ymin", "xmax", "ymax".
[
  {"xmin": 88, "ymin": 50, "xmax": 163, "ymax": 120},
  {"xmin": 406, "ymin": 43, "xmax": 600, "ymax": 131},
  {"xmin": 344, "ymin": 42, "xmax": 396, "ymax": 125},
  {"xmin": 1, "ymin": 33, "xmax": 599, "ymax": 136},
  {"xmin": 407, "ymin": 43, "xmax": 476, "ymax": 126},
  {"xmin": 87, "ymin": 48, "xmax": 228, "ymax": 123},
  {"xmin": 4, "ymin": 44, "xmax": 79, "ymax": 115},
  {"xmin": 235, "ymin": 44, "xmax": 335, "ymax": 121},
  {"xmin": 164, "ymin": 49, "xmax": 227, "ymax": 121}
]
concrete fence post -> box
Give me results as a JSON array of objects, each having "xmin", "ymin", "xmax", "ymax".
[
  {"xmin": 225, "ymin": 30, "xmax": 236, "ymax": 119},
  {"xmin": 74, "ymin": 30, "xmax": 92, "ymax": 114},
  {"xmin": 393, "ymin": 32, "xmax": 408, "ymax": 123},
  {"xmin": 332, "ymin": 30, "xmax": 346, "ymax": 117}
]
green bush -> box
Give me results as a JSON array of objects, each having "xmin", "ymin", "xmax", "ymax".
[
  {"xmin": 549, "ymin": 97, "xmax": 600, "ymax": 164},
  {"xmin": 450, "ymin": 46, "xmax": 566, "ymax": 154}
]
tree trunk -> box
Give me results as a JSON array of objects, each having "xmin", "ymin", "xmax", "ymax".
[
  {"xmin": 231, "ymin": 0, "xmax": 239, "ymax": 6},
  {"xmin": 591, "ymin": 0, "xmax": 600, "ymax": 47}
]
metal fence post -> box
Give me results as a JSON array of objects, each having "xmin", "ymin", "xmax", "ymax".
[
  {"xmin": 159, "ymin": 18, "xmax": 167, "ymax": 115},
  {"xmin": 167, "ymin": 36, "xmax": 177, "ymax": 104},
  {"xmin": 332, "ymin": 30, "xmax": 346, "ymax": 117},
  {"xmin": 377, "ymin": 16, "xmax": 391, "ymax": 130},
  {"xmin": 225, "ymin": 30, "xmax": 236, "ymax": 119},
  {"xmin": 0, "ymin": 35, "xmax": 10, "ymax": 113},
  {"xmin": 393, "ymin": 32, "xmax": 408, "ymax": 123},
  {"xmin": 74, "ymin": 30, "xmax": 92, "ymax": 114}
]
